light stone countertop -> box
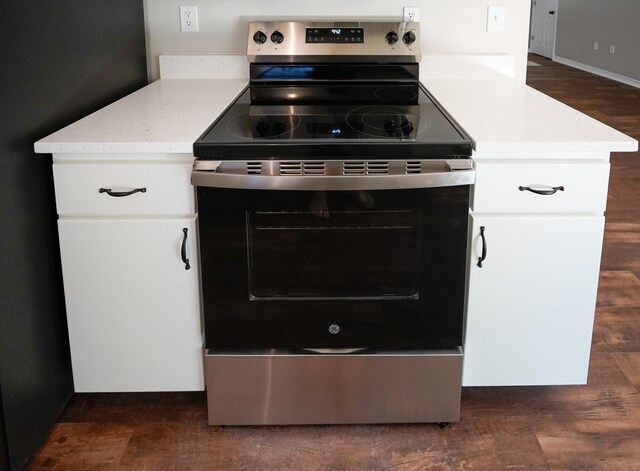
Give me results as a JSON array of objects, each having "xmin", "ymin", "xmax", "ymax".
[
  {"xmin": 34, "ymin": 79, "xmax": 248, "ymax": 155},
  {"xmin": 34, "ymin": 76, "xmax": 637, "ymax": 156},
  {"xmin": 424, "ymin": 78, "xmax": 637, "ymax": 155}
]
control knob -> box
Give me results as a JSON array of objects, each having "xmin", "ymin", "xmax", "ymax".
[
  {"xmin": 385, "ymin": 31, "xmax": 399, "ymax": 45},
  {"xmin": 270, "ymin": 31, "xmax": 284, "ymax": 44},
  {"xmin": 402, "ymin": 31, "xmax": 416, "ymax": 44},
  {"xmin": 384, "ymin": 116, "xmax": 413, "ymax": 136},
  {"xmin": 253, "ymin": 31, "xmax": 267, "ymax": 44},
  {"xmin": 400, "ymin": 118, "xmax": 414, "ymax": 136},
  {"xmin": 384, "ymin": 118, "xmax": 399, "ymax": 136}
]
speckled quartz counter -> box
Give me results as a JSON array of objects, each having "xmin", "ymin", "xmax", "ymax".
[
  {"xmin": 34, "ymin": 79, "xmax": 248, "ymax": 155},
  {"xmin": 423, "ymin": 78, "xmax": 637, "ymax": 155},
  {"xmin": 34, "ymin": 77, "xmax": 636, "ymax": 156}
]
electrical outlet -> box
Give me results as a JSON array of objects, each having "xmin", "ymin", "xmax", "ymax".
[
  {"xmin": 593, "ymin": 42, "xmax": 599, "ymax": 51},
  {"xmin": 609, "ymin": 45, "xmax": 615, "ymax": 54},
  {"xmin": 487, "ymin": 6, "xmax": 506, "ymax": 32},
  {"xmin": 180, "ymin": 5, "xmax": 198, "ymax": 32},
  {"xmin": 403, "ymin": 6, "xmax": 419, "ymax": 22}
]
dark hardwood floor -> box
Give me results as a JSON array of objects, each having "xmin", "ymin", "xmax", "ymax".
[{"xmin": 30, "ymin": 55, "xmax": 640, "ymax": 470}]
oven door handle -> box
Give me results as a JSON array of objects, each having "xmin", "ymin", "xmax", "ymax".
[{"xmin": 191, "ymin": 160, "xmax": 475, "ymax": 191}]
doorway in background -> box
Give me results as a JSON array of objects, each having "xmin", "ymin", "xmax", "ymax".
[{"xmin": 530, "ymin": 0, "xmax": 558, "ymax": 58}]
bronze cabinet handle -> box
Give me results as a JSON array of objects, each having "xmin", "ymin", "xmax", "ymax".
[
  {"xmin": 99, "ymin": 187, "xmax": 147, "ymax": 197},
  {"xmin": 477, "ymin": 226, "xmax": 487, "ymax": 268},
  {"xmin": 181, "ymin": 228, "xmax": 191, "ymax": 270},
  {"xmin": 518, "ymin": 185, "xmax": 564, "ymax": 196}
]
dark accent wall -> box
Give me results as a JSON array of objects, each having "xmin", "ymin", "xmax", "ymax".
[{"xmin": 0, "ymin": 1, "xmax": 147, "ymax": 469}]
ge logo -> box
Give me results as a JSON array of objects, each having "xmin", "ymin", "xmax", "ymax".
[{"xmin": 328, "ymin": 324, "xmax": 341, "ymax": 335}]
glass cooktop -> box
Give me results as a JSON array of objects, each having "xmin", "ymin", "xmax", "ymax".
[{"xmin": 194, "ymin": 85, "xmax": 472, "ymax": 160}]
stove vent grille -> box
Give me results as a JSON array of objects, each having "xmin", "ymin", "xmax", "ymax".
[
  {"xmin": 232, "ymin": 160, "xmax": 458, "ymax": 177},
  {"xmin": 406, "ymin": 161, "xmax": 422, "ymax": 174},
  {"xmin": 343, "ymin": 161, "xmax": 390, "ymax": 175},
  {"xmin": 366, "ymin": 161, "xmax": 390, "ymax": 174},
  {"xmin": 279, "ymin": 161, "xmax": 326, "ymax": 175},
  {"xmin": 247, "ymin": 162, "xmax": 262, "ymax": 174}
]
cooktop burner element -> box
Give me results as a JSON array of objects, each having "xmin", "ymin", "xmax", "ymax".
[
  {"xmin": 374, "ymin": 87, "xmax": 418, "ymax": 102},
  {"xmin": 226, "ymin": 112, "xmax": 302, "ymax": 139},
  {"xmin": 348, "ymin": 105, "xmax": 422, "ymax": 138}
]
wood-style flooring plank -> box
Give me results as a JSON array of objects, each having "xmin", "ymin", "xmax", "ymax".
[
  {"xmin": 613, "ymin": 353, "xmax": 640, "ymax": 389},
  {"xmin": 534, "ymin": 422, "xmax": 640, "ymax": 471},
  {"xmin": 596, "ymin": 271, "xmax": 640, "ymax": 309},
  {"xmin": 29, "ymin": 424, "xmax": 133, "ymax": 470},
  {"xmin": 59, "ymin": 392, "xmax": 208, "ymax": 425},
  {"xmin": 116, "ymin": 420, "xmax": 549, "ymax": 471},
  {"xmin": 592, "ymin": 309, "xmax": 640, "ymax": 353}
]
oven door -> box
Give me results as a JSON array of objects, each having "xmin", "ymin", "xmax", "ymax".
[{"xmin": 196, "ymin": 181, "xmax": 470, "ymax": 351}]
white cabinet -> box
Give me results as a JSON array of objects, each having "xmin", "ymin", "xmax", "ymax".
[
  {"xmin": 52, "ymin": 155, "xmax": 203, "ymax": 392},
  {"xmin": 463, "ymin": 158, "xmax": 610, "ymax": 386},
  {"xmin": 463, "ymin": 214, "xmax": 604, "ymax": 386}
]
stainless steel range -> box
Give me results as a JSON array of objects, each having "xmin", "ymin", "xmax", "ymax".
[{"xmin": 192, "ymin": 21, "xmax": 474, "ymax": 426}]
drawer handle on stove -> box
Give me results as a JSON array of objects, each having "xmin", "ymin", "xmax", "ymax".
[
  {"xmin": 181, "ymin": 228, "xmax": 191, "ymax": 270},
  {"xmin": 477, "ymin": 226, "xmax": 487, "ymax": 268},
  {"xmin": 518, "ymin": 185, "xmax": 564, "ymax": 196},
  {"xmin": 99, "ymin": 187, "xmax": 147, "ymax": 197}
]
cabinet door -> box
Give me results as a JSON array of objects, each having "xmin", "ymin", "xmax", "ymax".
[
  {"xmin": 463, "ymin": 214, "xmax": 605, "ymax": 386},
  {"xmin": 58, "ymin": 217, "xmax": 203, "ymax": 392}
]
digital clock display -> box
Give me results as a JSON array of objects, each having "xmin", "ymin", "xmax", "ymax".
[{"xmin": 306, "ymin": 27, "xmax": 364, "ymax": 44}]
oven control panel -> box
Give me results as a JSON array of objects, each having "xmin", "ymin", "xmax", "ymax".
[
  {"xmin": 305, "ymin": 27, "xmax": 364, "ymax": 44},
  {"xmin": 247, "ymin": 21, "xmax": 421, "ymax": 62}
]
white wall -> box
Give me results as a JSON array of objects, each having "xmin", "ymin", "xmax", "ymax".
[{"xmin": 144, "ymin": 0, "xmax": 532, "ymax": 82}]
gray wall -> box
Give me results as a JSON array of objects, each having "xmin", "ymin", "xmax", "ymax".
[
  {"xmin": 555, "ymin": 0, "xmax": 640, "ymax": 81},
  {"xmin": 0, "ymin": 1, "xmax": 147, "ymax": 469}
]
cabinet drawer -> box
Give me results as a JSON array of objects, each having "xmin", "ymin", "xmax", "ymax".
[
  {"xmin": 53, "ymin": 163, "xmax": 195, "ymax": 216},
  {"xmin": 472, "ymin": 162, "xmax": 610, "ymax": 213}
]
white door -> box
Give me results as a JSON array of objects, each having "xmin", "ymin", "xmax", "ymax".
[
  {"xmin": 58, "ymin": 217, "xmax": 203, "ymax": 392},
  {"xmin": 463, "ymin": 214, "xmax": 605, "ymax": 386},
  {"xmin": 529, "ymin": 0, "xmax": 558, "ymax": 58}
]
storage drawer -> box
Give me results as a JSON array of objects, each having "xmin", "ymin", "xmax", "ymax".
[
  {"xmin": 472, "ymin": 162, "xmax": 610, "ymax": 213},
  {"xmin": 53, "ymin": 163, "xmax": 195, "ymax": 216}
]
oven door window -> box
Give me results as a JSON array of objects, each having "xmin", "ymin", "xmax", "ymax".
[{"xmin": 247, "ymin": 209, "xmax": 421, "ymax": 300}]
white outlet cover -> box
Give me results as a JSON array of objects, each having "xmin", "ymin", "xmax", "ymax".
[
  {"xmin": 403, "ymin": 6, "xmax": 419, "ymax": 22},
  {"xmin": 180, "ymin": 5, "xmax": 199, "ymax": 32}
]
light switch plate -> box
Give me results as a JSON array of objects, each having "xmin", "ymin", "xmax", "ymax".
[{"xmin": 487, "ymin": 6, "xmax": 506, "ymax": 32}]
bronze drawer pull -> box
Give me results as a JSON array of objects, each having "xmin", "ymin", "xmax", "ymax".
[
  {"xmin": 181, "ymin": 228, "xmax": 191, "ymax": 270},
  {"xmin": 477, "ymin": 226, "xmax": 487, "ymax": 268},
  {"xmin": 518, "ymin": 185, "xmax": 564, "ymax": 195},
  {"xmin": 99, "ymin": 187, "xmax": 147, "ymax": 197}
]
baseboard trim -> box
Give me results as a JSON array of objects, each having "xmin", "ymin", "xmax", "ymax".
[{"xmin": 553, "ymin": 55, "xmax": 640, "ymax": 89}]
